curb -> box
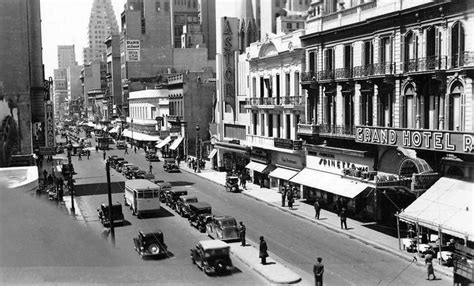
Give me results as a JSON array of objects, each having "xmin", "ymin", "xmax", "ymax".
[{"xmin": 182, "ymin": 166, "xmax": 453, "ymax": 279}]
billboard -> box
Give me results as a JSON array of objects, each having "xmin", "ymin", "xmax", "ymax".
[{"xmin": 126, "ymin": 40, "xmax": 140, "ymax": 62}]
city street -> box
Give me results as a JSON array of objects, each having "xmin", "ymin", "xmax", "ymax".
[{"xmin": 69, "ymin": 138, "xmax": 452, "ymax": 286}]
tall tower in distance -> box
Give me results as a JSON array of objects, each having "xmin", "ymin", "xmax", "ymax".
[
  {"xmin": 57, "ymin": 45, "xmax": 77, "ymax": 69},
  {"xmin": 83, "ymin": 0, "xmax": 119, "ymax": 64}
]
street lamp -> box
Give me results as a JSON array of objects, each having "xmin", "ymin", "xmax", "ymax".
[
  {"xmin": 196, "ymin": 124, "xmax": 201, "ymax": 173},
  {"xmin": 66, "ymin": 137, "xmax": 75, "ymax": 214}
]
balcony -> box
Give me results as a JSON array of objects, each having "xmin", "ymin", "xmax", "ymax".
[
  {"xmin": 353, "ymin": 64, "xmax": 374, "ymax": 78},
  {"xmin": 451, "ymin": 51, "xmax": 474, "ymax": 69},
  {"xmin": 335, "ymin": 67, "xmax": 353, "ymax": 80},
  {"xmin": 245, "ymin": 96, "xmax": 305, "ymax": 109},
  {"xmin": 301, "ymin": 71, "xmax": 316, "ymax": 83},
  {"xmin": 246, "ymin": 134, "xmax": 275, "ymax": 148},
  {"xmin": 404, "ymin": 56, "xmax": 448, "ymax": 73},
  {"xmin": 318, "ymin": 69, "xmax": 335, "ymax": 81},
  {"xmin": 167, "ymin": 115, "xmax": 183, "ymax": 122},
  {"xmin": 297, "ymin": 123, "xmax": 319, "ymax": 136},
  {"xmin": 373, "ymin": 62, "xmax": 395, "ymax": 76}
]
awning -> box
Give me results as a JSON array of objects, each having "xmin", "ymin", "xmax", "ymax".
[
  {"xmin": 245, "ymin": 161, "xmax": 268, "ymax": 173},
  {"xmin": 398, "ymin": 177, "xmax": 474, "ymax": 241},
  {"xmin": 208, "ymin": 149, "xmax": 218, "ymax": 159},
  {"xmin": 169, "ymin": 136, "xmax": 184, "ymax": 150},
  {"xmin": 269, "ymin": 167, "xmax": 299, "ymax": 181},
  {"xmin": 290, "ymin": 168, "xmax": 372, "ymax": 199},
  {"xmin": 108, "ymin": 126, "xmax": 119, "ymax": 134},
  {"xmin": 122, "ymin": 129, "xmax": 131, "ymax": 138},
  {"xmin": 156, "ymin": 136, "xmax": 171, "ymax": 148}
]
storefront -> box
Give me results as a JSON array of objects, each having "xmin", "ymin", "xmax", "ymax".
[
  {"xmin": 291, "ymin": 145, "xmax": 376, "ymax": 218},
  {"xmin": 214, "ymin": 141, "xmax": 249, "ymax": 173},
  {"xmin": 268, "ymin": 151, "xmax": 304, "ymax": 198},
  {"xmin": 245, "ymin": 148, "xmax": 272, "ymax": 188}
]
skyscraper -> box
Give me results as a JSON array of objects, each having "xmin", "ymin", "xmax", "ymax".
[
  {"xmin": 57, "ymin": 45, "xmax": 77, "ymax": 69},
  {"xmin": 83, "ymin": 0, "xmax": 119, "ymax": 64}
]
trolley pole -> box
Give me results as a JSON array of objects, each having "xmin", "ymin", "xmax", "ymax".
[{"xmin": 105, "ymin": 160, "xmax": 115, "ymax": 247}]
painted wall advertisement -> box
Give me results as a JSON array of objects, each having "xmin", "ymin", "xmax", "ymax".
[{"xmin": 126, "ymin": 40, "xmax": 140, "ymax": 62}]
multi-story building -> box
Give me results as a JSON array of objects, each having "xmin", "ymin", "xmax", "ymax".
[
  {"xmin": 297, "ymin": 0, "xmax": 474, "ymax": 232},
  {"xmin": 53, "ymin": 69, "xmax": 68, "ymax": 120},
  {"xmin": 105, "ymin": 35, "xmax": 122, "ymax": 118},
  {"xmin": 198, "ymin": 0, "xmax": 216, "ymax": 60},
  {"xmin": 67, "ymin": 65, "xmax": 83, "ymax": 120},
  {"xmin": 243, "ymin": 31, "xmax": 307, "ymax": 190},
  {"xmin": 80, "ymin": 61, "xmax": 107, "ymax": 121},
  {"xmin": 57, "ymin": 45, "xmax": 77, "ymax": 69},
  {"xmin": 0, "ymin": 0, "xmax": 46, "ymax": 166},
  {"xmin": 83, "ymin": 0, "xmax": 119, "ymax": 64}
]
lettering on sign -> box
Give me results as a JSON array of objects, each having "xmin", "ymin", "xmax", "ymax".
[
  {"xmin": 126, "ymin": 40, "xmax": 140, "ymax": 49},
  {"xmin": 126, "ymin": 40, "xmax": 140, "ymax": 61},
  {"xmin": 222, "ymin": 18, "xmax": 237, "ymax": 115},
  {"xmin": 45, "ymin": 102, "xmax": 55, "ymax": 148},
  {"xmin": 355, "ymin": 126, "xmax": 474, "ymax": 154}
]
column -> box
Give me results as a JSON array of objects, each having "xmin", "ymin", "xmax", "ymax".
[
  {"xmin": 354, "ymin": 83, "xmax": 361, "ymax": 126},
  {"xmin": 373, "ymin": 84, "xmax": 378, "ymax": 126},
  {"xmin": 273, "ymin": 112, "xmax": 278, "ymax": 137}
]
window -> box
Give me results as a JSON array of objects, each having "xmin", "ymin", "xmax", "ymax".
[
  {"xmin": 276, "ymin": 74, "xmax": 280, "ymax": 103},
  {"xmin": 252, "ymin": 77, "xmax": 256, "ymax": 97},
  {"xmin": 261, "ymin": 114, "xmax": 265, "ymax": 135},
  {"xmin": 363, "ymin": 41, "xmax": 373, "ymax": 66},
  {"xmin": 404, "ymin": 31, "xmax": 417, "ymax": 71},
  {"xmin": 294, "ymin": 72, "xmax": 300, "ymax": 97},
  {"xmin": 164, "ymin": 1, "xmax": 169, "ymax": 11},
  {"xmin": 448, "ymin": 83, "xmax": 463, "ymax": 131},
  {"xmin": 239, "ymin": 101, "xmax": 246, "ymax": 113},
  {"xmin": 225, "ymin": 103, "xmax": 232, "ymax": 113},
  {"xmin": 253, "ymin": 113, "xmax": 258, "ymax": 135},
  {"xmin": 451, "ymin": 22, "xmax": 465, "ymax": 67},
  {"xmin": 156, "ymin": 2, "xmax": 161, "ymax": 11},
  {"xmin": 402, "ymin": 85, "xmax": 416, "ymax": 128},
  {"xmin": 276, "ymin": 114, "xmax": 281, "ymax": 137},
  {"xmin": 380, "ymin": 37, "xmax": 392, "ymax": 67},
  {"xmin": 287, "ymin": 23, "xmax": 292, "ymax": 30},
  {"xmin": 285, "ymin": 73, "xmax": 290, "ymax": 97},
  {"xmin": 286, "ymin": 114, "xmax": 291, "ymax": 139},
  {"xmin": 324, "ymin": 48, "xmax": 334, "ymax": 71},
  {"xmin": 268, "ymin": 114, "xmax": 273, "ymax": 137},
  {"xmin": 309, "ymin": 51, "xmax": 316, "ymax": 73}
]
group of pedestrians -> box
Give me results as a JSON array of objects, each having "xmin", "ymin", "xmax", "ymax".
[{"xmin": 281, "ymin": 185, "xmax": 296, "ymax": 209}]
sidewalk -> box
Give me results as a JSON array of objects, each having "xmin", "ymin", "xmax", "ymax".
[{"xmin": 179, "ymin": 161, "xmax": 454, "ymax": 280}]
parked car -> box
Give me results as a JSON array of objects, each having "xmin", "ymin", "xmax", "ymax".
[
  {"xmin": 143, "ymin": 173, "xmax": 155, "ymax": 181},
  {"xmin": 157, "ymin": 182, "xmax": 172, "ymax": 202},
  {"xmin": 225, "ymin": 176, "xmax": 239, "ymax": 192},
  {"xmin": 116, "ymin": 140, "xmax": 127, "ymax": 149},
  {"xmin": 116, "ymin": 160, "xmax": 129, "ymax": 172},
  {"xmin": 133, "ymin": 230, "xmax": 168, "ymax": 258},
  {"xmin": 147, "ymin": 153, "xmax": 160, "ymax": 162},
  {"xmin": 206, "ymin": 215, "xmax": 240, "ymax": 242},
  {"xmin": 163, "ymin": 158, "xmax": 179, "ymax": 172},
  {"xmin": 190, "ymin": 240, "xmax": 232, "ymax": 275},
  {"xmin": 125, "ymin": 166, "xmax": 140, "ymax": 179},
  {"xmin": 97, "ymin": 202, "xmax": 125, "ymax": 227},
  {"xmin": 189, "ymin": 202, "xmax": 212, "ymax": 232},
  {"xmin": 134, "ymin": 170, "xmax": 148, "ymax": 179},
  {"xmin": 165, "ymin": 189, "xmax": 188, "ymax": 210},
  {"xmin": 176, "ymin": 195, "xmax": 198, "ymax": 217}
]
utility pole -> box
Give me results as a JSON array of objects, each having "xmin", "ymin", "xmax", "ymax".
[
  {"xmin": 105, "ymin": 160, "xmax": 115, "ymax": 247},
  {"xmin": 66, "ymin": 137, "xmax": 75, "ymax": 214}
]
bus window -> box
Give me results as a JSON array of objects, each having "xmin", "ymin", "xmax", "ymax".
[
  {"xmin": 153, "ymin": 190, "xmax": 159, "ymax": 197},
  {"xmin": 137, "ymin": 191, "xmax": 144, "ymax": 199},
  {"xmin": 144, "ymin": 191, "xmax": 153, "ymax": 199}
]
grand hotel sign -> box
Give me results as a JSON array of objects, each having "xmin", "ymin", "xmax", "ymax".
[{"xmin": 355, "ymin": 126, "xmax": 474, "ymax": 154}]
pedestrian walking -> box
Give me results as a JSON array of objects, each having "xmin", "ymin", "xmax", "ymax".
[
  {"xmin": 192, "ymin": 159, "xmax": 197, "ymax": 173},
  {"xmin": 281, "ymin": 188, "xmax": 286, "ymax": 207},
  {"xmin": 239, "ymin": 221, "xmax": 246, "ymax": 246},
  {"xmin": 241, "ymin": 174, "xmax": 247, "ymax": 190},
  {"xmin": 313, "ymin": 257, "xmax": 324, "ymax": 286},
  {"xmin": 87, "ymin": 150, "xmax": 90, "ymax": 159},
  {"xmin": 287, "ymin": 190, "xmax": 294, "ymax": 209},
  {"xmin": 259, "ymin": 177, "xmax": 264, "ymax": 188},
  {"xmin": 124, "ymin": 147, "xmax": 128, "ymax": 154},
  {"xmin": 103, "ymin": 150, "xmax": 106, "ymax": 160},
  {"xmin": 259, "ymin": 236, "xmax": 268, "ymax": 265},
  {"xmin": 425, "ymin": 247, "xmax": 437, "ymax": 280},
  {"xmin": 149, "ymin": 164, "xmax": 153, "ymax": 174},
  {"xmin": 78, "ymin": 152, "xmax": 82, "ymax": 160},
  {"xmin": 314, "ymin": 200, "xmax": 321, "ymax": 219},
  {"xmin": 43, "ymin": 169, "xmax": 48, "ymax": 181},
  {"xmin": 336, "ymin": 197, "xmax": 343, "ymax": 215},
  {"xmin": 340, "ymin": 208, "xmax": 348, "ymax": 230},
  {"xmin": 134, "ymin": 146, "xmax": 137, "ymax": 153},
  {"xmin": 95, "ymin": 145, "xmax": 98, "ymax": 152}
]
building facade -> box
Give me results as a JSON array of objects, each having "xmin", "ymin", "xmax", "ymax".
[
  {"xmin": 297, "ymin": 0, "xmax": 474, "ymax": 223},
  {"xmin": 105, "ymin": 34, "xmax": 122, "ymax": 118},
  {"xmin": 0, "ymin": 0, "xmax": 46, "ymax": 166},
  {"xmin": 83, "ymin": 0, "xmax": 119, "ymax": 64},
  {"xmin": 57, "ymin": 45, "xmax": 77, "ymax": 69}
]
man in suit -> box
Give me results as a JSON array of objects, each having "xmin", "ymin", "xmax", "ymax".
[
  {"xmin": 239, "ymin": 221, "xmax": 246, "ymax": 246},
  {"xmin": 313, "ymin": 257, "xmax": 324, "ymax": 286},
  {"xmin": 259, "ymin": 236, "xmax": 268, "ymax": 265}
]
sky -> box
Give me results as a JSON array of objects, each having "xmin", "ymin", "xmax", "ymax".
[{"xmin": 40, "ymin": 0, "xmax": 125, "ymax": 78}]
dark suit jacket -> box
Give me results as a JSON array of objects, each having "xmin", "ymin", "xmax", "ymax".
[
  {"xmin": 313, "ymin": 262, "xmax": 324, "ymax": 278},
  {"xmin": 259, "ymin": 240, "xmax": 268, "ymax": 258}
]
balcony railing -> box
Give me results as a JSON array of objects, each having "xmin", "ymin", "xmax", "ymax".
[
  {"xmin": 451, "ymin": 51, "xmax": 474, "ymax": 68},
  {"xmin": 335, "ymin": 67, "xmax": 352, "ymax": 79},
  {"xmin": 297, "ymin": 123, "xmax": 319, "ymax": 136},
  {"xmin": 353, "ymin": 64, "xmax": 374, "ymax": 78},
  {"xmin": 318, "ymin": 124, "xmax": 355, "ymax": 137},
  {"xmin": 301, "ymin": 71, "xmax": 316, "ymax": 82},
  {"xmin": 404, "ymin": 56, "xmax": 448, "ymax": 72},
  {"xmin": 318, "ymin": 69, "xmax": 335, "ymax": 81},
  {"xmin": 246, "ymin": 134, "xmax": 275, "ymax": 148},
  {"xmin": 373, "ymin": 62, "xmax": 395, "ymax": 75},
  {"xmin": 246, "ymin": 96, "xmax": 305, "ymax": 107}
]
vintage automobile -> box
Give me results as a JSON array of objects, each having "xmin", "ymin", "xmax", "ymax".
[
  {"xmin": 146, "ymin": 153, "xmax": 161, "ymax": 162},
  {"xmin": 165, "ymin": 189, "xmax": 188, "ymax": 210},
  {"xmin": 134, "ymin": 170, "xmax": 148, "ymax": 179},
  {"xmin": 142, "ymin": 173, "xmax": 155, "ymax": 181},
  {"xmin": 188, "ymin": 202, "xmax": 212, "ymax": 232},
  {"xmin": 97, "ymin": 202, "xmax": 125, "ymax": 226},
  {"xmin": 190, "ymin": 240, "xmax": 233, "ymax": 275},
  {"xmin": 116, "ymin": 140, "xmax": 127, "ymax": 149},
  {"xmin": 133, "ymin": 230, "xmax": 168, "ymax": 258},
  {"xmin": 176, "ymin": 195, "xmax": 198, "ymax": 217},
  {"xmin": 163, "ymin": 158, "xmax": 180, "ymax": 172},
  {"xmin": 157, "ymin": 182, "xmax": 173, "ymax": 202},
  {"xmin": 109, "ymin": 156, "xmax": 124, "ymax": 168},
  {"xmin": 124, "ymin": 165, "xmax": 140, "ymax": 179},
  {"xmin": 116, "ymin": 161, "xmax": 129, "ymax": 172},
  {"xmin": 225, "ymin": 176, "xmax": 239, "ymax": 192},
  {"xmin": 205, "ymin": 215, "xmax": 240, "ymax": 242}
]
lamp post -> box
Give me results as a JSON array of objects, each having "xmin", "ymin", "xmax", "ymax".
[
  {"xmin": 196, "ymin": 124, "xmax": 201, "ymax": 173},
  {"xmin": 66, "ymin": 138, "xmax": 75, "ymax": 214}
]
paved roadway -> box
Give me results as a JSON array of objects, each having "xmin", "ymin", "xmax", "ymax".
[{"xmin": 67, "ymin": 134, "xmax": 450, "ymax": 285}]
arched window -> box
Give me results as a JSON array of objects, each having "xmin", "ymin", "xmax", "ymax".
[
  {"xmin": 404, "ymin": 84, "xmax": 416, "ymax": 128},
  {"xmin": 451, "ymin": 22, "xmax": 465, "ymax": 67},
  {"xmin": 448, "ymin": 82, "xmax": 463, "ymax": 131}
]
